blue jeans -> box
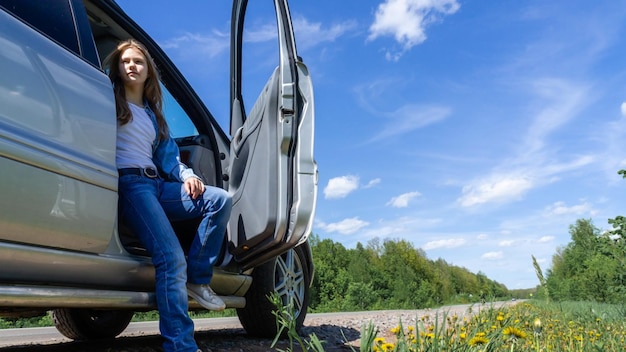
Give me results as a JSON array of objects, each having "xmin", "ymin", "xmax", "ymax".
[{"xmin": 118, "ymin": 174, "xmax": 231, "ymax": 352}]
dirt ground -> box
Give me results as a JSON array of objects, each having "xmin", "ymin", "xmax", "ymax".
[{"xmin": 0, "ymin": 302, "xmax": 518, "ymax": 352}]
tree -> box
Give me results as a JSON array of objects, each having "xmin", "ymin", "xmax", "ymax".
[
  {"xmin": 545, "ymin": 170, "xmax": 626, "ymax": 303},
  {"xmin": 308, "ymin": 235, "xmax": 509, "ymax": 311}
]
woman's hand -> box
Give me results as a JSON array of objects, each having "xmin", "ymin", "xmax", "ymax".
[{"xmin": 184, "ymin": 177, "xmax": 205, "ymax": 199}]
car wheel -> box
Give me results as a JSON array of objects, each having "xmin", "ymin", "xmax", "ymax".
[
  {"xmin": 236, "ymin": 245, "xmax": 310, "ymax": 338},
  {"xmin": 51, "ymin": 308, "xmax": 134, "ymax": 340}
]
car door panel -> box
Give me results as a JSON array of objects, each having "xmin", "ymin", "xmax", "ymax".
[
  {"xmin": 228, "ymin": 70, "xmax": 284, "ymax": 257},
  {"xmin": 227, "ymin": 0, "xmax": 317, "ymax": 270},
  {"xmin": 0, "ymin": 8, "xmax": 117, "ymax": 254}
]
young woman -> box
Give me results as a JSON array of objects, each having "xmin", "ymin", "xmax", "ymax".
[{"xmin": 105, "ymin": 39, "xmax": 231, "ymax": 352}]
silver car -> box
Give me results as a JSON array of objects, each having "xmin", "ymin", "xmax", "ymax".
[{"xmin": 0, "ymin": 0, "xmax": 317, "ymax": 340}]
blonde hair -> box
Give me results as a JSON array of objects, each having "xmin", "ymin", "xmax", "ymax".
[{"xmin": 104, "ymin": 39, "xmax": 169, "ymax": 139}]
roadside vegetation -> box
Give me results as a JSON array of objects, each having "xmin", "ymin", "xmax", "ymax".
[
  {"xmin": 3, "ymin": 171, "xmax": 626, "ymax": 352},
  {"xmin": 272, "ymin": 300, "xmax": 626, "ymax": 352},
  {"xmin": 272, "ymin": 170, "xmax": 626, "ymax": 351}
]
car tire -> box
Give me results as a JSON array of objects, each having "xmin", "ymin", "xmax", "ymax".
[
  {"xmin": 51, "ymin": 308, "xmax": 134, "ymax": 340},
  {"xmin": 236, "ymin": 245, "xmax": 310, "ymax": 338}
]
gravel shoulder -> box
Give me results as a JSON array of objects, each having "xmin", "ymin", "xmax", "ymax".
[{"xmin": 0, "ymin": 301, "xmax": 519, "ymax": 352}]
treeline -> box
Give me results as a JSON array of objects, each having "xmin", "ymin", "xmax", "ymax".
[
  {"xmin": 541, "ymin": 217, "xmax": 626, "ymax": 303},
  {"xmin": 307, "ymin": 234, "xmax": 509, "ymax": 312},
  {"xmin": 538, "ymin": 170, "xmax": 626, "ymax": 303}
]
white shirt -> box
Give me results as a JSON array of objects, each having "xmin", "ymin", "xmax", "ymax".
[{"xmin": 116, "ymin": 103, "xmax": 157, "ymax": 169}]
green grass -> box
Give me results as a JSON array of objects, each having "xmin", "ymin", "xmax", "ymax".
[
  {"xmin": 0, "ymin": 315, "xmax": 53, "ymax": 329},
  {"xmin": 268, "ymin": 299, "xmax": 626, "ymax": 351},
  {"xmin": 131, "ymin": 309, "xmax": 236, "ymax": 323},
  {"xmin": 357, "ymin": 300, "xmax": 626, "ymax": 351},
  {"xmin": 0, "ymin": 309, "xmax": 236, "ymax": 329}
]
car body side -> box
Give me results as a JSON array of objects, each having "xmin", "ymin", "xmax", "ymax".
[{"xmin": 0, "ymin": 0, "xmax": 315, "ymax": 327}]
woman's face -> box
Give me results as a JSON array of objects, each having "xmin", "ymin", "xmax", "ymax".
[{"xmin": 119, "ymin": 47, "xmax": 148, "ymax": 88}]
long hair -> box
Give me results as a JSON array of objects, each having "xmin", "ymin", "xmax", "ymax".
[{"xmin": 104, "ymin": 39, "xmax": 169, "ymax": 140}]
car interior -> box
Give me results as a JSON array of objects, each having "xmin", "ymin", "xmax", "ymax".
[{"xmin": 84, "ymin": 2, "xmax": 229, "ymax": 261}]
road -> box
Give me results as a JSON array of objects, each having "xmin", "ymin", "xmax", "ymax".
[
  {"xmin": 0, "ymin": 316, "xmax": 242, "ymax": 348},
  {"xmin": 0, "ymin": 301, "xmax": 520, "ymax": 351}
]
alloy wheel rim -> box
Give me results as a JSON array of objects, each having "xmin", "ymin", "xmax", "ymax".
[{"xmin": 274, "ymin": 249, "xmax": 305, "ymax": 318}]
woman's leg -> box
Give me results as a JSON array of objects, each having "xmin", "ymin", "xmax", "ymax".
[
  {"xmin": 159, "ymin": 182, "xmax": 231, "ymax": 284},
  {"xmin": 118, "ymin": 176, "xmax": 197, "ymax": 352}
]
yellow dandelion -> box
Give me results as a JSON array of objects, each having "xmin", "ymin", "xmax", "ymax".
[
  {"xmin": 460, "ymin": 332, "xmax": 467, "ymax": 339},
  {"xmin": 469, "ymin": 335, "xmax": 489, "ymax": 346},
  {"xmin": 382, "ymin": 343, "xmax": 395, "ymax": 351},
  {"xmin": 391, "ymin": 326, "xmax": 401, "ymax": 334},
  {"xmin": 533, "ymin": 318, "xmax": 543, "ymax": 335},
  {"xmin": 407, "ymin": 326, "xmax": 415, "ymax": 332},
  {"xmin": 374, "ymin": 337, "xmax": 386, "ymax": 345},
  {"xmin": 503, "ymin": 326, "xmax": 527, "ymax": 339}
]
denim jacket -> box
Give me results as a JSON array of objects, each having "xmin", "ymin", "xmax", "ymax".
[{"xmin": 144, "ymin": 104, "xmax": 198, "ymax": 183}]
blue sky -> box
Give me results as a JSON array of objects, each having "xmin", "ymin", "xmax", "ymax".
[{"xmin": 116, "ymin": 0, "xmax": 626, "ymax": 289}]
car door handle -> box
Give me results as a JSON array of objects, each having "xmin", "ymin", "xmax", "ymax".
[{"xmin": 232, "ymin": 126, "xmax": 245, "ymax": 158}]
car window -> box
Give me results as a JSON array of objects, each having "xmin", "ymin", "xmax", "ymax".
[
  {"xmin": 162, "ymin": 84, "xmax": 198, "ymax": 138},
  {"xmin": 0, "ymin": 0, "xmax": 80, "ymax": 56},
  {"xmin": 240, "ymin": 1, "xmax": 279, "ymax": 118},
  {"xmin": 0, "ymin": 36, "xmax": 57, "ymax": 135}
]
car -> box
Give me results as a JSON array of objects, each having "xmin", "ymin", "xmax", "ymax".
[{"xmin": 0, "ymin": 0, "xmax": 317, "ymax": 340}]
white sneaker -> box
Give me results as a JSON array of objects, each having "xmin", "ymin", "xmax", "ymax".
[{"xmin": 187, "ymin": 283, "xmax": 226, "ymax": 311}]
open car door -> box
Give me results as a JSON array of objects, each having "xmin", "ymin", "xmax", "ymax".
[{"xmin": 227, "ymin": 0, "xmax": 317, "ymax": 270}]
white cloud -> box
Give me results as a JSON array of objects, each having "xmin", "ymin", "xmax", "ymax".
[
  {"xmin": 293, "ymin": 17, "xmax": 357, "ymax": 50},
  {"xmin": 457, "ymin": 79, "xmax": 595, "ymax": 208},
  {"xmin": 317, "ymin": 217, "xmax": 369, "ymax": 235},
  {"xmin": 324, "ymin": 175, "xmax": 360, "ymax": 199},
  {"xmin": 245, "ymin": 24, "xmax": 278, "ymax": 43},
  {"xmin": 161, "ymin": 31, "xmax": 230, "ymax": 59},
  {"xmin": 368, "ymin": 0, "xmax": 460, "ymax": 61},
  {"xmin": 357, "ymin": 217, "xmax": 443, "ymax": 243},
  {"xmin": 621, "ymin": 102, "xmax": 626, "ymax": 117},
  {"xmin": 370, "ymin": 104, "xmax": 451, "ymax": 142},
  {"xmin": 522, "ymin": 79, "xmax": 590, "ymax": 154},
  {"xmin": 482, "ymin": 251, "xmax": 504, "ymax": 260},
  {"xmin": 458, "ymin": 174, "xmax": 534, "ymax": 207},
  {"xmin": 324, "ymin": 176, "xmax": 382, "ymax": 199},
  {"xmin": 423, "ymin": 238, "xmax": 466, "ymax": 250},
  {"xmin": 386, "ymin": 191, "xmax": 421, "ymax": 208},
  {"xmin": 499, "ymin": 240, "xmax": 515, "ymax": 247},
  {"xmin": 538, "ymin": 236, "xmax": 554, "ymax": 243},
  {"xmin": 544, "ymin": 201, "xmax": 596, "ymax": 217},
  {"xmin": 364, "ymin": 178, "xmax": 382, "ymax": 188},
  {"xmin": 477, "ymin": 234, "xmax": 489, "ymax": 240},
  {"xmin": 160, "ymin": 16, "xmax": 356, "ymax": 61}
]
